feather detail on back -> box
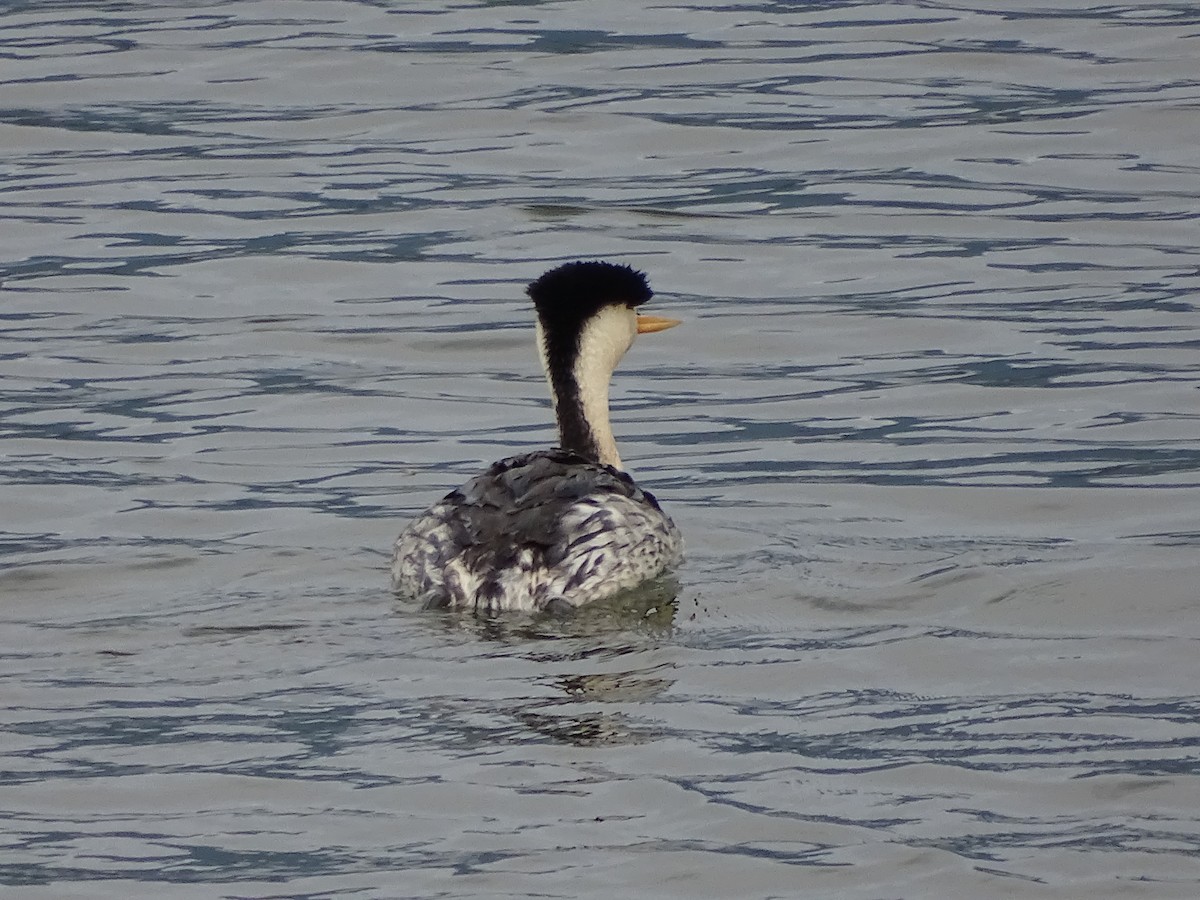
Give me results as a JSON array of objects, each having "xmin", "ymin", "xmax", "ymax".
[{"xmin": 391, "ymin": 449, "xmax": 682, "ymax": 612}]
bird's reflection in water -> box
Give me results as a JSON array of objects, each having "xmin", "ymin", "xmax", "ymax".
[
  {"xmin": 411, "ymin": 578, "xmax": 681, "ymax": 747},
  {"xmin": 517, "ymin": 665, "xmax": 677, "ymax": 747},
  {"xmin": 513, "ymin": 707, "xmax": 655, "ymax": 747}
]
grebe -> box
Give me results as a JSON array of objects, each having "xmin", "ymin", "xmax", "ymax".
[{"xmin": 391, "ymin": 261, "xmax": 683, "ymax": 613}]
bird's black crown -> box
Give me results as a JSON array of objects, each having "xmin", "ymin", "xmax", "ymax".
[{"xmin": 527, "ymin": 261, "xmax": 653, "ymax": 332}]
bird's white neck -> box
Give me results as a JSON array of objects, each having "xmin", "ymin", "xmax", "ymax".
[{"xmin": 537, "ymin": 305, "xmax": 637, "ymax": 470}]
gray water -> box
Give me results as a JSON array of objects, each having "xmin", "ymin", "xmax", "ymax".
[{"xmin": 3, "ymin": 1, "xmax": 1199, "ymax": 897}]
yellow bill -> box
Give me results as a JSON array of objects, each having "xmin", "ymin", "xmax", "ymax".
[{"xmin": 636, "ymin": 314, "xmax": 682, "ymax": 334}]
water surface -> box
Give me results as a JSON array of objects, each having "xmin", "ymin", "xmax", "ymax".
[{"xmin": 2, "ymin": 1, "xmax": 1199, "ymax": 897}]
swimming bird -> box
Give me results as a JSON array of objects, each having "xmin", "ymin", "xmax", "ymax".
[{"xmin": 391, "ymin": 261, "xmax": 683, "ymax": 613}]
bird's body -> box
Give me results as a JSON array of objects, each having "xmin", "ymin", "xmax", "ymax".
[
  {"xmin": 391, "ymin": 448, "xmax": 681, "ymax": 612},
  {"xmin": 391, "ymin": 261, "xmax": 683, "ymax": 613}
]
